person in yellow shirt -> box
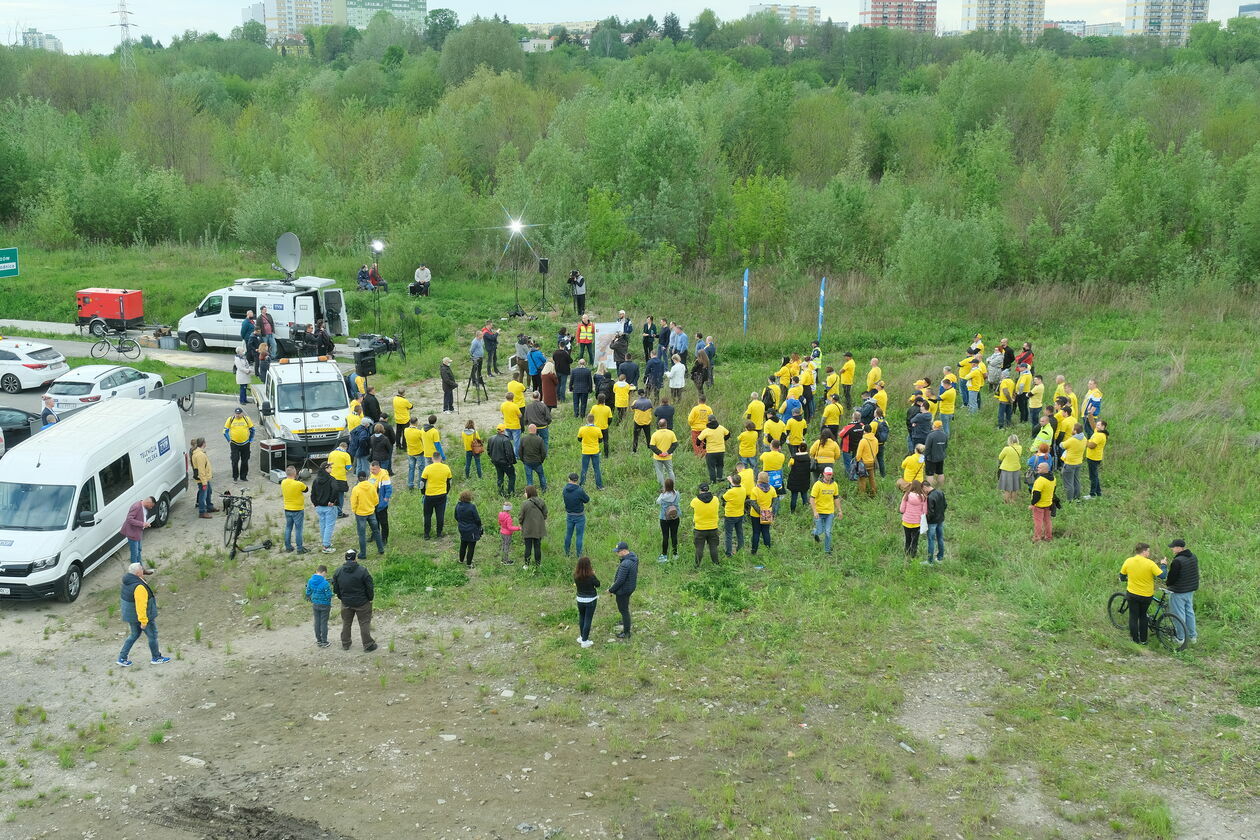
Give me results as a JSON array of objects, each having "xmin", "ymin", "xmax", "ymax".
[
  {"xmin": 687, "ymin": 396, "xmax": 713, "ymax": 457},
  {"xmin": 1083, "ymin": 379, "xmax": 1103, "ymax": 434},
  {"xmin": 461, "ymin": 420, "xmax": 483, "ymax": 479},
  {"xmin": 223, "ymin": 407, "xmax": 255, "ymax": 482},
  {"xmin": 392, "ymin": 390, "xmax": 413, "ymax": 448},
  {"xmin": 501, "ymin": 392, "xmax": 523, "ymax": 457},
  {"xmin": 759, "ymin": 439, "xmax": 787, "ymax": 503},
  {"xmin": 1015, "ymin": 364, "xmax": 1034, "ymax": 424},
  {"xmin": 966, "ymin": 361, "xmax": 985, "ymax": 412},
  {"xmin": 366, "ymin": 460, "xmax": 393, "ymax": 545},
  {"xmin": 698, "ymin": 417, "xmax": 730, "ymax": 482},
  {"xmin": 745, "ymin": 392, "xmax": 766, "ymax": 453},
  {"xmin": 839, "ymin": 352, "xmax": 856, "ymax": 408},
  {"xmin": 898, "ymin": 444, "xmax": 926, "ymax": 491},
  {"xmin": 788, "ymin": 354, "xmax": 802, "ymax": 381},
  {"xmin": 762, "ymin": 377, "xmax": 783, "ymax": 414},
  {"xmin": 824, "ymin": 366, "xmax": 841, "ymax": 401},
  {"xmin": 1063, "ymin": 383, "xmax": 1079, "ymax": 420},
  {"xmin": 649, "ymin": 419, "xmax": 678, "ymax": 488},
  {"xmin": 809, "ymin": 467, "xmax": 841, "ymax": 553},
  {"xmin": 403, "ymin": 418, "xmax": 426, "ymax": 489},
  {"xmin": 507, "ymin": 376, "xmax": 526, "ymax": 408},
  {"xmin": 809, "ymin": 430, "xmax": 841, "ymax": 471},
  {"xmin": 785, "ymin": 409, "xmax": 808, "ymax": 449},
  {"xmin": 349, "ymin": 469, "xmax": 384, "ymax": 557},
  {"xmin": 997, "ymin": 434, "xmax": 1023, "ymax": 503},
  {"xmin": 721, "ymin": 471, "xmax": 749, "ymax": 556},
  {"xmin": 855, "ymin": 427, "xmax": 879, "ymax": 499},
  {"xmin": 1053, "ymin": 375, "xmax": 1067, "ymax": 404},
  {"xmin": 1119, "ymin": 543, "xmax": 1167, "ymax": 644},
  {"xmin": 591, "ymin": 395, "xmax": 614, "ymax": 457},
  {"xmin": 613, "ymin": 375, "xmax": 632, "ymax": 424},
  {"xmin": 821, "ymin": 394, "xmax": 843, "ymax": 436},
  {"xmin": 997, "ymin": 373, "xmax": 1016, "ymax": 429},
  {"xmin": 327, "ymin": 440, "xmax": 352, "ymax": 513},
  {"xmin": 1028, "ymin": 374, "xmax": 1046, "ymax": 437},
  {"xmin": 280, "ymin": 465, "xmax": 308, "ymax": 553},
  {"xmin": 577, "ymin": 415, "xmax": 604, "ymax": 489},
  {"xmin": 775, "ymin": 358, "xmax": 793, "ymax": 389},
  {"xmin": 748, "ymin": 471, "xmax": 777, "ymax": 554},
  {"xmin": 190, "ymin": 437, "xmax": 215, "ymax": 518},
  {"xmin": 1029, "ymin": 462, "xmax": 1056, "ymax": 542},
  {"xmin": 799, "ymin": 363, "xmax": 817, "ymax": 421},
  {"xmin": 763, "ymin": 412, "xmax": 786, "ymax": 453},
  {"xmin": 1059, "ymin": 422, "xmax": 1087, "ymax": 501},
  {"xmin": 420, "ymin": 452, "xmax": 453, "ymax": 539},
  {"xmin": 957, "ymin": 355, "xmax": 975, "ymax": 409},
  {"xmin": 938, "ymin": 381, "xmax": 957, "ymax": 436},
  {"xmin": 873, "ymin": 381, "xmax": 888, "ymax": 415},
  {"xmin": 1085, "ymin": 419, "xmax": 1107, "ymax": 499},
  {"xmin": 737, "ymin": 421, "xmax": 760, "ymax": 469},
  {"xmin": 346, "ymin": 397, "xmax": 363, "ymax": 432},
  {"xmin": 690, "ymin": 483, "xmax": 721, "ymax": 566},
  {"xmin": 866, "ymin": 357, "xmax": 881, "ymax": 392},
  {"xmin": 422, "ymin": 415, "xmax": 444, "ymax": 464}
]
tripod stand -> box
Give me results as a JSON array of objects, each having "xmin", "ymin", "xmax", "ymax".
[
  {"xmin": 508, "ymin": 274, "xmax": 526, "ymax": 318},
  {"xmin": 538, "ymin": 270, "xmax": 554, "ymax": 313},
  {"xmin": 464, "ymin": 361, "xmax": 489, "ymax": 404}
]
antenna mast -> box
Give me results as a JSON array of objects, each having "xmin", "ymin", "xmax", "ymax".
[{"xmin": 115, "ymin": 0, "xmax": 135, "ymax": 73}]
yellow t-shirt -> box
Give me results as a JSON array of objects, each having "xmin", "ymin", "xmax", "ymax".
[
  {"xmin": 328, "ymin": 449, "xmax": 352, "ymax": 482},
  {"xmin": 866, "ymin": 366, "xmax": 881, "ymax": 391},
  {"xmin": 591, "ymin": 403, "xmax": 613, "ymax": 430},
  {"xmin": 501, "ymin": 400, "xmax": 522, "ymax": 430},
  {"xmin": 281, "ymin": 477, "xmax": 307, "ymax": 511},
  {"xmin": 420, "ymin": 461, "xmax": 453, "ymax": 496},
  {"xmin": 403, "ymin": 426, "xmax": 425, "ymax": 456},
  {"xmin": 698, "ymin": 425, "xmax": 729, "ymax": 454},
  {"xmin": 1017, "ymin": 372, "xmax": 1033, "ymax": 395},
  {"xmin": 738, "ymin": 429, "xmax": 759, "ymax": 458},
  {"xmin": 633, "ymin": 403, "xmax": 654, "ymax": 426},
  {"xmin": 739, "ymin": 467, "xmax": 754, "ymax": 492},
  {"xmin": 940, "ymin": 387, "xmax": 958, "ymax": 416},
  {"xmin": 1031, "ymin": 475, "xmax": 1056, "ymax": 507},
  {"xmin": 722, "ymin": 485, "xmax": 748, "ymax": 517},
  {"xmin": 799, "ymin": 366, "xmax": 815, "ymax": 387},
  {"xmin": 613, "ymin": 381, "xmax": 632, "ymax": 408},
  {"xmin": 461, "ymin": 428, "xmax": 481, "ymax": 452},
  {"xmin": 422, "ymin": 426, "xmax": 442, "ymax": 457},
  {"xmin": 787, "ymin": 384, "xmax": 804, "ymax": 401},
  {"xmin": 224, "ymin": 414, "xmax": 254, "ymax": 444},
  {"xmin": 998, "ymin": 443, "xmax": 1023, "ymax": 472},
  {"xmin": 367, "ymin": 468, "xmax": 390, "ymax": 500},
  {"xmin": 810, "ymin": 479, "xmax": 839, "ymax": 514},
  {"xmin": 967, "ymin": 368, "xmax": 984, "ymax": 392},
  {"xmin": 998, "ymin": 379, "xmax": 1015, "ymax": 403},
  {"xmin": 745, "ymin": 399, "xmax": 766, "ymax": 430},
  {"xmin": 507, "ymin": 379, "xmax": 526, "ymax": 407},
  {"xmin": 392, "ymin": 395, "xmax": 413, "ymax": 424},
  {"xmin": 786, "ymin": 417, "xmax": 808, "ymax": 446},
  {"xmin": 825, "ymin": 372, "xmax": 840, "ymax": 398},
  {"xmin": 1068, "ymin": 392, "xmax": 1079, "ymax": 418},
  {"xmin": 350, "ymin": 480, "xmax": 378, "ymax": 515},
  {"xmin": 1120, "ymin": 554, "xmax": 1164, "ymax": 597},
  {"xmin": 346, "ymin": 404, "xmax": 362, "ymax": 432},
  {"xmin": 822, "ymin": 402, "xmax": 841, "ymax": 426},
  {"xmin": 840, "ymin": 359, "xmax": 855, "ymax": 385},
  {"xmin": 759, "ymin": 450, "xmax": 786, "ymax": 473},
  {"xmin": 687, "ymin": 404, "xmax": 712, "ymax": 431},
  {"xmin": 1060, "ymin": 435, "xmax": 1086, "ymax": 466},
  {"xmin": 958, "ymin": 357, "xmax": 974, "ymax": 378},
  {"xmin": 749, "ymin": 484, "xmax": 777, "ymax": 511},
  {"xmin": 764, "ymin": 383, "xmax": 782, "ymax": 408},
  {"xmin": 900, "ymin": 454, "xmax": 925, "ymax": 483},
  {"xmin": 1057, "ymin": 413, "xmax": 1077, "ymax": 438},
  {"xmin": 873, "ymin": 389, "xmax": 888, "ymax": 414},
  {"xmin": 690, "ymin": 496, "xmax": 719, "ymax": 530},
  {"xmin": 577, "ymin": 424, "xmax": 603, "ymax": 455},
  {"xmin": 1087, "ymin": 431, "xmax": 1107, "ymax": 462},
  {"xmin": 650, "ymin": 428, "xmax": 677, "ymax": 460},
  {"xmin": 775, "ymin": 365, "xmax": 792, "ymax": 387},
  {"xmin": 809, "ymin": 438, "xmax": 840, "ymax": 464},
  {"xmin": 763, "ymin": 419, "xmax": 786, "ymax": 446},
  {"xmin": 1029, "ymin": 382, "xmax": 1045, "ymax": 409}
]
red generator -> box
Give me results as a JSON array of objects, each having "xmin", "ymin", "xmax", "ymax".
[{"xmin": 76, "ymin": 288, "xmax": 145, "ymax": 335}]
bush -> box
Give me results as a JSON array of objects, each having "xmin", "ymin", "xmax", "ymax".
[
  {"xmin": 888, "ymin": 202, "xmax": 1003, "ymax": 292},
  {"xmin": 231, "ymin": 173, "xmax": 317, "ymax": 249},
  {"xmin": 69, "ymin": 156, "xmax": 182, "ymax": 244},
  {"xmin": 21, "ymin": 187, "xmax": 78, "ymax": 249}
]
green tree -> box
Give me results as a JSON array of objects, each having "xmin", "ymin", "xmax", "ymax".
[
  {"xmin": 438, "ymin": 19, "xmax": 525, "ymax": 86},
  {"xmin": 425, "ymin": 9, "xmax": 460, "ymax": 50},
  {"xmin": 586, "ymin": 187, "xmax": 638, "ymax": 263},
  {"xmin": 690, "ymin": 10, "xmax": 719, "ymax": 49},
  {"xmin": 662, "ymin": 14, "xmax": 684, "ymax": 43},
  {"xmin": 230, "ymin": 19, "xmax": 268, "ymax": 46},
  {"xmin": 590, "ymin": 19, "xmax": 628, "ymax": 59}
]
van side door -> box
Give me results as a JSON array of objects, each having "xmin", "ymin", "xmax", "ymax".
[
  {"xmin": 294, "ymin": 294, "xmax": 316, "ymax": 335},
  {"xmin": 323, "ymin": 290, "xmax": 345, "ymax": 336}
]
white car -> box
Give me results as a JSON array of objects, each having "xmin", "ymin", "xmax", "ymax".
[
  {"xmin": 0, "ymin": 339, "xmax": 69, "ymax": 394},
  {"xmin": 45, "ymin": 365, "xmax": 164, "ymax": 413}
]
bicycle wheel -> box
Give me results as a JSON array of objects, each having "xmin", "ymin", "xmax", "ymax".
[
  {"xmin": 223, "ymin": 509, "xmax": 240, "ymax": 548},
  {"xmin": 91, "ymin": 339, "xmax": 111, "ymax": 359},
  {"xmin": 1107, "ymin": 592, "xmax": 1129, "ymax": 630},
  {"xmin": 119, "ymin": 338, "xmax": 141, "ymax": 359},
  {"xmin": 1154, "ymin": 613, "xmax": 1188, "ymax": 652}
]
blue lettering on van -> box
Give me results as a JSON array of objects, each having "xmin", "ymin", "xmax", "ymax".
[
  {"xmin": 0, "ymin": 541, "xmax": 12, "ymax": 547},
  {"xmin": 158, "ymin": 436, "xmax": 170, "ymax": 456},
  {"xmin": 272, "ymin": 303, "xmax": 285, "ymax": 311}
]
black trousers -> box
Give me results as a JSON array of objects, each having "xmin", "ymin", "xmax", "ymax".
[
  {"xmin": 230, "ymin": 442, "xmax": 250, "ymax": 480},
  {"xmin": 443, "ymin": 387, "xmax": 455, "ymax": 411},
  {"xmin": 395, "ymin": 423, "xmax": 407, "ymax": 449},
  {"xmin": 577, "ymin": 598, "xmax": 597, "ymax": 640},
  {"xmin": 642, "ymin": 337, "xmax": 654, "ymax": 360},
  {"xmin": 694, "ymin": 528, "xmax": 719, "ymax": 566},
  {"xmin": 660, "ymin": 518, "xmax": 679, "ymax": 555},
  {"xmin": 615, "ymin": 592, "xmax": 632, "ymax": 634},
  {"xmin": 903, "ymin": 524, "xmax": 919, "ymax": 557},
  {"xmin": 486, "ymin": 345, "xmax": 499, "ymax": 374},
  {"xmin": 1015, "ymin": 393, "xmax": 1030, "ymax": 422},
  {"xmin": 1127, "ymin": 593, "xmax": 1153, "ymax": 643},
  {"xmin": 423, "ymin": 493, "xmax": 447, "ymax": 537},
  {"xmin": 632, "ymin": 423, "xmax": 651, "ymax": 452},
  {"xmin": 459, "ymin": 539, "xmax": 476, "ymax": 564},
  {"xmin": 843, "ymin": 384, "xmax": 852, "ymax": 410},
  {"xmin": 376, "ymin": 507, "xmax": 390, "ymax": 544},
  {"xmin": 574, "ymin": 294, "xmax": 586, "ymax": 317},
  {"xmin": 495, "ymin": 464, "xmax": 516, "ymax": 496},
  {"xmin": 705, "ymin": 452, "xmax": 725, "ymax": 482},
  {"xmin": 523, "ymin": 536, "xmax": 541, "ymax": 565}
]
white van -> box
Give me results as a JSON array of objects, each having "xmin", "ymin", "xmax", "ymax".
[
  {"xmin": 0, "ymin": 399, "xmax": 188, "ymax": 603},
  {"xmin": 177, "ymin": 276, "xmax": 347, "ymax": 353},
  {"xmin": 252, "ymin": 355, "xmax": 351, "ymax": 462}
]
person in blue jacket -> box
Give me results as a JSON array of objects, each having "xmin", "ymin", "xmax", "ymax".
[{"xmin": 305, "ymin": 565, "xmax": 333, "ymax": 648}]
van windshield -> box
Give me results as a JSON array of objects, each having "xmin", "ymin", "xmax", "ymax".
[
  {"xmin": 0, "ymin": 482, "xmax": 75, "ymax": 531},
  {"xmin": 277, "ymin": 381, "xmax": 346, "ymax": 414}
]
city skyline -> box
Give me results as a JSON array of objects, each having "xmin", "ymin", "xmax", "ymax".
[{"xmin": 2, "ymin": 0, "xmax": 1243, "ymax": 53}]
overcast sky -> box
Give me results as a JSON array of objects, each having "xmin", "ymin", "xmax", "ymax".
[{"xmin": 1, "ymin": 0, "xmax": 1240, "ymax": 54}]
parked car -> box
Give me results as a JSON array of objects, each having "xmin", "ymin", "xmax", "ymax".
[
  {"xmin": 0, "ymin": 338, "xmax": 68, "ymax": 394},
  {"xmin": 45, "ymin": 365, "xmax": 163, "ymax": 414},
  {"xmin": 0, "ymin": 406, "xmax": 41, "ymax": 457}
]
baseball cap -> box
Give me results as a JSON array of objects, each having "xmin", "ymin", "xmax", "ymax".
[
  {"xmin": 496, "ymin": 423, "xmax": 506, "ymax": 431},
  {"xmin": 1168, "ymin": 539, "xmax": 1186, "ymax": 548},
  {"xmin": 823, "ymin": 466, "xmax": 834, "ymax": 475},
  {"xmin": 233, "ymin": 407, "xmax": 243, "ymax": 414},
  {"xmin": 614, "ymin": 541, "xmax": 629, "ymax": 552},
  {"xmin": 933, "ymin": 420, "xmax": 942, "ymax": 429}
]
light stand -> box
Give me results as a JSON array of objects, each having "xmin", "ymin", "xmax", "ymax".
[{"xmin": 369, "ymin": 239, "xmax": 385, "ymax": 333}]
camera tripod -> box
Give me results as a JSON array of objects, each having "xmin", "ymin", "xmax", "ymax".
[{"xmin": 464, "ymin": 363, "xmax": 489, "ymax": 404}]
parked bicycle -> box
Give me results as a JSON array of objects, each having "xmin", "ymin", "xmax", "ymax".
[
  {"xmin": 1107, "ymin": 587, "xmax": 1188, "ymax": 652},
  {"xmin": 90, "ymin": 328, "xmax": 141, "ymax": 360},
  {"xmin": 220, "ymin": 490, "xmax": 271, "ymax": 561}
]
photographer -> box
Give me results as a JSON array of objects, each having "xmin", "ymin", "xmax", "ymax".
[{"xmin": 568, "ymin": 270, "xmax": 587, "ymax": 316}]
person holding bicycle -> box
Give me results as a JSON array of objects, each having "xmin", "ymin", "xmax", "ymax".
[{"xmin": 1119, "ymin": 543, "xmax": 1167, "ymax": 645}]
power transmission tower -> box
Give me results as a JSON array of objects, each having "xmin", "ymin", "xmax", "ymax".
[{"xmin": 114, "ymin": 0, "xmax": 135, "ymax": 73}]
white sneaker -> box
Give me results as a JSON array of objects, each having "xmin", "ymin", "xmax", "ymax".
[
  {"xmin": 657, "ymin": 554, "xmax": 668, "ymax": 563},
  {"xmin": 1190, "ymin": 637, "xmax": 1199, "ymax": 645},
  {"xmin": 580, "ymin": 640, "xmax": 594, "ymax": 648},
  {"xmin": 577, "ymin": 637, "xmax": 583, "ymax": 645},
  {"xmin": 1081, "ymin": 495, "xmax": 1092, "ymax": 500}
]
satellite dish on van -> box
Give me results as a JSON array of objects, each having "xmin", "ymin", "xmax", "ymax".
[{"xmin": 275, "ymin": 233, "xmax": 301, "ymax": 281}]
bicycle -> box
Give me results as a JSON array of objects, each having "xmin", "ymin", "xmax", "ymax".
[
  {"xmin": 91, "ymin": 328, "xmax": 141, "ymax": 360},
  {"xmin": 220, "ymin": 490, "xmax": 271, "ymax": 561},
  {"xmin": 1107, "ymin": 587, "xmax": 1187, "ymax": 652}
]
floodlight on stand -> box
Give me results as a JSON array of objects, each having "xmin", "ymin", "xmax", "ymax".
[
  {"xmin": 370, "ymin": 239, "xmax": 385, "ymax": 255},
  {"xmin": 508, "ymin": 219, "xmax": 524, "ymax": 235}
]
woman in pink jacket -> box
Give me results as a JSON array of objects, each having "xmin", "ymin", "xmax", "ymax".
[{"xmin": 898, "ymin": 481, "xmax": 928, "ymax": 559}]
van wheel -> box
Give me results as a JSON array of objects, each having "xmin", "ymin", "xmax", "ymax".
[
  {"xmin": 57, "ymin": 563, "xmax": 83, "ymax": 603},
  {"xmin": 186, "ymin": 332, "xmax": 206, "ymax": 353},
  {"xmin": 154, "ymin": 493, "xmax": 171, "ymax": 527},
  {"xmin": 0, "ymin": 374, "xmax": 20, "ymax": 394},
  {"xmin": 88, "ymin": 319, "xmax": 108, "ymax": 337}
]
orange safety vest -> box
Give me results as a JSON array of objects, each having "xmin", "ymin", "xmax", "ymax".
[{"xmin": 577, "ymin": 322, "xmax": 594, "ymax": 343}]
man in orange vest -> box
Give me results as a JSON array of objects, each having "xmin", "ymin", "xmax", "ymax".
[{"xmin": 576, "ymin": 316, "xmax": 595, "ymax": 365}]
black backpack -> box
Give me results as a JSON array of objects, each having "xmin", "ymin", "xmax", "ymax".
[{"xmin": 875, "ymin": 421, "xmax": 889, "ymax": 445}]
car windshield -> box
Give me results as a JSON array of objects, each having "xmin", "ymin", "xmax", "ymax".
[
  {"xmin": 0, "ymin": 482, "xmax": 75, "ymax": 531},
  {"xmin": 47, "ymin": 381, "xmax": 93, "ymax": 395},
  {"xmin": 277, "ymin": 381, "xmax": 346, "ymax": 414},
  {"xmin": 27, "ymin": 348, "xmax": 62, "ymax": 362}
]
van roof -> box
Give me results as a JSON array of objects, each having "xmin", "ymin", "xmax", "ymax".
[
  {"xmin": 54, "ymin": 364, "xmax": 126, "ymax": 383},
  {"xmin": 1, "ymin": 398, "xmax": 180, "ymax": 475},
  {"xmin": 229, "ymin": 276, "xmax": 337, "ymax": 292}
]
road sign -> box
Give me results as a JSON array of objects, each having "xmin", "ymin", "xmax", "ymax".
[{"xmin": 0, "ymin": 248, "xmax": 17, "ymax": 279}]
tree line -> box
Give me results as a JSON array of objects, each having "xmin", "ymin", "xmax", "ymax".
[{"xmin": 2, "ymin": 11, "xmax": 1260, "ymax": 289}]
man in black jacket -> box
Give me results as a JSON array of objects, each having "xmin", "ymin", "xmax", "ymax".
[
  {"xmin": 644, "ymin": 349, "xmax": 665, "ymax": 401},
  {"xmin": 487, "ymin": 425, "xmax": 518, "ymax": 496},
  {"xmin": 1165, "ymin": 539, "xmax": 1199, "ymax": 645},
  {"xmin": 923, "ymin": 420, "xmax": 949, "ymax": 489},
  {"xmin": 618, "ymin": 357, "xmax": 640, "ymax": 388},
  {"xmin": 569, "ymin": 360, "xmax": 593, "ymax": 419},
  {"xmin": 333, "ymin": 550, "xmax": 376, "ymax": 652},
  {"xmin": 361, "ymin": 385, "xmax": 382, "ymax": 424},
  {"xmin": 923, "ymin": 486, "xmax": 946, "ymax": 566},
  {"xmin": 908, "ymin": 402, "xmax": 933, "ymax": 452},
  {"xmin": 608, "ymin": 541, "xmax": 638, "ymax": 639},
  {"xmin": 440, "ymin": 357, "xmax": 457, "ymax": 413},
  {"xmin": 520, "ymin": 424, "xmax": 548, "ymax": 491},
  {"xmin": 552, "ymin": 345, "xmax": 572, "ymax": 403}
]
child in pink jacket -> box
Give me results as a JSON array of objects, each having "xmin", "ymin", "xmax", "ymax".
[
  {"xmin": 899, "ymin": 483, "xmax": 928, "ymax": 559},
  {"xmin": 498, "ymin": 502, "xmax": 521, "ymax": 565}
]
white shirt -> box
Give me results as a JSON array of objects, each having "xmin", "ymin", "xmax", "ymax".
[
  {"xmin": 667, "ymin": 363, "xmax": 686, "ymax": 389},
  {"xmin": 414, "ymin": 266, "xmax": 431, "ymax": 284}
]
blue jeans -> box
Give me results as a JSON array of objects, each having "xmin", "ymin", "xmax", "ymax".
[
  {"xmin": 841, "ymin": 451, "xmax": 853, "ymax": 475},
  {"xmin": 572, "ymin": 391, "xmax": 588, "ymax": 418},
  {"xmin": 354, "ymin": 456, "xmax": 371, "ymax": 478},
  {"xmin": 537, "ymin": 427, "xmax": 550, "ymax": 448},
  {"xmin": 813, "ymin": 512, "xmax": 835, "ymax": 552},
  {"xmin": 356, "ymin": 513, "xmax": 384, "ymax": 556},
  {"xmin": 580, "ymin": 454, "xmax": 603, "ymax": 488},
  {"xmin": 465, "ymin": 452, "xmax": 482, "ymax": 478},
  {"xmin": 1087, "ymin": 458, "xmax": 1102, "ymax": 496},
  {"xmin": 262, "ymin": 334, "xmax": 277, "ymax": 357},
  {"xmin": 408, "ymin": 454, "xmax": 424, "ymax": 488},
  {"xmin": 739, "ymin": 456, "xmax": 757, "ymax": 470},
  {"xmin": 524, "ymin": 462, "xmax": 547, "ymax": 490},
  {"xmin": 924, "ymin": 521, "xmax": 944, "ymax": 562},
  {"xmin": 316, "ymin": 505, "xmax": 337, "ymax": 548},
  {"xmin": 119, "ymin": 618, "xmax": 160, "ymax": 661},
  {"xmin": 565, "ymin": 513, "xmax": 586, "ymax": 555},
  {"xmin": 556, "ymin": 373, "xmax": 568, "ymax": 403},
  {"xmin": 998, "ymin": 402, "xmax": 1013, "ymax": 428},
  {"xmin": 941, "ymin": 414, "xmax": 952, "ymax": 436},
  {"xmin": 128, "ymin": 538, "xmax": 142, "ymax": 565},
  {"xmin": 1169, "ymin": 591, "xmax": 1197, "ymax": 641},
  {"xmin": 724, "ymin": 516, "xmax": 745, "ymax": 555},
  {"xmin": 508, "ymin": 428, "xmax": 521, "ymax": 457},
  {"xmin": 284, "ymin": 509, "xmax": 305, "ymax": 551},
  {"xmin": 196, "ymin": 482, "xmax": 213, "ymax": 514},
  {"xmin": 960, "ymin": 387, "xmax": 970, "ymax": 407}
]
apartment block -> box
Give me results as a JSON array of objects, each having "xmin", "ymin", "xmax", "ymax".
[
  {"xmin": 860, "ymin": 0, "xmax": 938, "ymax": 32},
  {"xmin": 963, "ymin": 0, "xmax": 1046, "ymax": 42},
  {"xmin": 1124, "ymin": 0, "xmax": 1208, "ymax": 45},
  {"xmin": 1044, "ymin": 19, "xmax": 1086, "ymax": 36},
  {"xmin": 748, "ymin": 4, "xmax": 823, "ymax": 26}
]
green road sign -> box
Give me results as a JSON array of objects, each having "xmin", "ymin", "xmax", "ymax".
[{"xmin": 0, "ymin": 248, "xmax": 17, "ymax": 279}]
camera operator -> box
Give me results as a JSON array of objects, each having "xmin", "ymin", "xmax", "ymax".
[{"xmin": 567, "ymin": 270, "xmax": 586, "ymax": 317}]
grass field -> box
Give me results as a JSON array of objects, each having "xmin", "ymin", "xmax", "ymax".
[{"xmin": 3, "ymin": 240, "xmax": 1259, "ymax": 836}]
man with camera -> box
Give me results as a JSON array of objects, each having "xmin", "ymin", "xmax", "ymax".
[{"xmin": 567, "ymin": 270, "xmax": 587, "ymax": 316}]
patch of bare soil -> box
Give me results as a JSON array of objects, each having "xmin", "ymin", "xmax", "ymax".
[
  {"xmin": 896, "ymin": 668, "xmax": 1001, "ymax": 760},
  {"xmin": 999, "ymin": 765, "xmax": 1092, "ymax": 840},
  {"xmin": 1169, "ymin": 791, "xmax": 1259, "ymax": 840},
  {"xmin": 149, "ymin": 795, "xmax": 351, "ymax": 840}
]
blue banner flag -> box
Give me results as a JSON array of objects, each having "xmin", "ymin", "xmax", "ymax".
[
  {"xmin": 742, "ymin": 268, "xmax": 750, "ymax": 335},
  {"xmin": 817, "ymin": 276, "xmax": 827, "ymax": 343}
]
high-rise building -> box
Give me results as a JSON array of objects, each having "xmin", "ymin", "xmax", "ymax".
[
  {"xmin": 963, "ymin": 0, "xmax": 1046, "ymax": 42},
  {"xmin": 21, "ymin": 28, "xmax": 64, "ymax": 53},
  {"xmin": 264, "ymin": 0, "xmax": 334, "ymax": 41},
  {"xmin": 860, "ymin": 0, "xmax": 937, "ymax": 32},
  {"xmin": 242, "ymin": 3, "xmax": 266, "ymax": 25},
  {"xmin": 334, "ymin": 0, "xmax": 428, "ymax": 30},
  {"xmin": 1084, "ymin": 21, "xmax": 1123, "ymax": 36},
  {"xmin": 1125, "ymin": 0, "xmax": 1208, "ymax": 45},
  {"xmin": 747, "ymin": 4, "xmax": 823, "ymax": 26},
  {"xmin": 1044, "ymin": 19, "xmax": 1086, "ymax": 36},
  {"xmin": 1239, "ymin": 3, "xmax": 1260, "ymax": 18}
]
